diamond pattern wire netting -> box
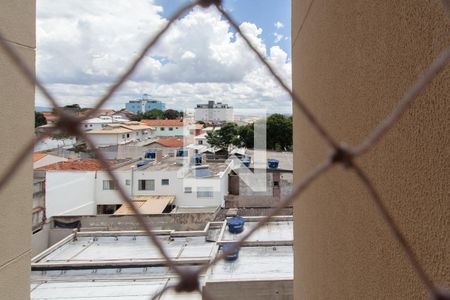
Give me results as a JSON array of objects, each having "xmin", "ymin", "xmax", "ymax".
[{"xmin": 1, "ymin": 0, "xmax": 449, "ymax": 299}]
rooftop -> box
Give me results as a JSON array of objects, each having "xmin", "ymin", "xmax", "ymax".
[
  {"xmin": 32, "ymin": 152, "xmax": 47, "ymax": 162},
  {"xmin": 141, "ymin": 119, "xmax": 185, "ymax": 127},
  {"xmin": 148, "ymin": 137, "xmax": 185, "ymax": 148},
  {"xmin": 86, "ymin": 127, "xmax": 133, "ymax": 134},
  {"xmin": 31, "ymin": 216, "xmax": 293, "ymax": 299},
  {"xmin": 37, "ymin": 159, "xmax": 112, "ymax": 171}
]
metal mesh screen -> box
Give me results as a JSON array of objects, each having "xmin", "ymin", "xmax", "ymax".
[{"xmin": 0, "ymin": 0, "xmax": 449, "ymax": 298}]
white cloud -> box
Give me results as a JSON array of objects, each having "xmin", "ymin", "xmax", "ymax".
[
  {"xmin": 274, "ymin": 32, "xmax": 284, "ymax": 43},
  {"xmin": 36, "ymin": 1, "xmax": 292, "ymax": 114},
  {"xmin": 274, "ymin": 21, "xmax": 284, "ymax": 29}
]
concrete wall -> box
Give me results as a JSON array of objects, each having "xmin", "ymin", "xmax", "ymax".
[
  {"xmin": 153, "ymin": 125, "xmax": 187, "ymax": 137},
  {"xmin": 292, "ymin": 0, "xmax": 450, "ymax": 299},
  {"xmin": 203, "ymin": 279, "xmax": 293, "ymax": 300},
  {"xmin": 52, "ymin": 213, "xmax": 216, "ymax": 231},
  {"xmin": 0, "ymin": 0, "xmax": 35, "ymax": 298},
  {"xmin": 95, "ymin": 171, "xmax": 132, "ymax": 205},
  {"xmin": 46, "ymin": 171, "xmax": 96, "ymax": 218}
]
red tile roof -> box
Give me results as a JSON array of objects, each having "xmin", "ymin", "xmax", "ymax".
[
  {"xmin": 33, "ymin": 152, "xmax": 47, "ymax": 162},
  {"xmin": 37, "ymin": 159, "xmax": 111, "ymax": 171},
  {"xmin": 150, "ymin": 138, "xmax": 184, "ymax": 148},
  {"xmin": 141, "ymin": 119, "xmax": 185, "ymax": 126},
  {"xmin": 42, "ymin": 112, "xmax": 58, "ymax": 122}
]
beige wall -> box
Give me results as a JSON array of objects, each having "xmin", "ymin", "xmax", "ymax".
[
  {"xmin": 293, "ymin": 0, "xmax": 450, "ymax": 299},
  {"xmin": 0, "ymin": 1, "xmax": 35, "ymax": 299}
]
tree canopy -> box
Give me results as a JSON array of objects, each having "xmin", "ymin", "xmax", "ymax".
[
  {"xmin": 35, "ymin": 112, "xmax": 47, "ymax": 128},
  {"xmin": 204, "ymin": 115, "xmax": 292, "ymax": 152},
  {"xmin": 206, "ymin": 123, "xmax": 240, "ymax": 154},
  {"xmin": 266, "ymin": 114, "xmax": 292, "ymax": 151}
]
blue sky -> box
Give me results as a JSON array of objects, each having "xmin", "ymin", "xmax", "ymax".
[{"xmin": 36, "ymin": 0, "xmax": 292, "ymax": 114}]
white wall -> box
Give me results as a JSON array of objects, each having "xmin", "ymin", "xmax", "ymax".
[
  {"xmin": 33, "ymin": 154, "xmax": 68, "ymax": 169},
  {"xmin": 153, "ymin": 126, "xmax": 188, "ymax": 137},
  {"xmin": 95, "ymin": 171, "xmax": 132, "ymax": 205},
  {"xmin": 45, "ymin": 171, "xmax": 96, "ymax": 218},
  {"xmin": 87, "ymin": 133, "xmax": 131, "ymax": 147},
  {"xmin": 194, "ymin": 108, "xmax": 234, "ymax": 123}
]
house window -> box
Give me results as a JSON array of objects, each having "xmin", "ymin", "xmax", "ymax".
[
  {"xmin": 84, "ymin": 124, "xmax": 88, "ymax": 128},
  {"xmin": 197, "ymin": 187, "xmax": 213, "ymax": 198},
  {"xmin": 126, "ymin": 133, "xmax": 130, "ymax": 138},
  {"xmin": 169, "ymin": 127, "xmax": 173, "ymax": 131},
  {"xmin": 103, "ymin": 180, "xmax": 116, "ymax": 190},
  {"xmin": 198, "ymin": 140, "xmax": 203, "ymax": 145},
  {"xmin": 274, "ymin": 181, "xmax": 280, "ymax": 187},
  {"xmin": 184, "ymin": 187, "xmax": 192, "ymax": 193},
  {"xmin": 122, "ymin": 134, "xmax": 125, "ymax": 138},
  {"xmin": 138, "ymin": 179, "xmax": 155, "ymax": 191},
  {"xmin": 160, "ymin": 127, "xmax": 165, "ymax": 131},
  {"xmin": 125, "ymin": 179, "xmax": 131, "ymax": 186},
  {"xmin": 175, "ymin": 127, "xmax": 179, "ymax": 129},
  {"xmin": 161, "ymin": 179, "xmax": 169, "ymax": 186}
]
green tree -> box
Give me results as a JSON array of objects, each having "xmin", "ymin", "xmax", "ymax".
[
  {"xmin": 206, "ymin": 123, "xmax": 240, "ymax": 154},
  {"xmin": 266, "ymin": 114, "xmax": 292, "ymax": 151},
  {"xmin": 238, "ymin": 123, "xmax": 255, "ymax": 148},
  {"xmin": 129, "ymin": 112, "xmax": 143, "ymax": 121},
  {"xmin": 143, "ymin": 109, "xmax": 164, "ymax": 120},
  {"xmin": 163, "ymin": 109, "xmax": 181, "ymax": 120},
  {"xmin": 35, "ymin": 111, "xmax": 47, "ymax": 128}
]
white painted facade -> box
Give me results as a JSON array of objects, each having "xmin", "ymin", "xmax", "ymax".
[
  {"xmin": 86, "ymin": 123, "xmax": 154, "ymax": 147},
  {"xmin": 194, "ymin": 101, "xmax": 233, "ymax": 123},
  {"xmin": 81, "ymin": 116, "xmax": 129, "ymax": 131},
  {"xmin": 87, "ymin": 131, "xmax": 135, "ymax": 147},
  {"xmin": 45, "ymin": 171, "xmax": 97, "ymax": 218},
  {"xmin": 44, "ymin": 159, "xmax": 233, "ymax": 217},
  {"xmin": 153, "ymin": 125, "xmax": 188, "ymax": 137}
]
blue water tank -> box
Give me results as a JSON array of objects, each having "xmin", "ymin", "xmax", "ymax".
[
  {"xmin": 223, "ymin": 242, "xmax": 240, "ymax": 261},
  {"xmin": 176, "ymin": 148, "xmax": 188, "ymax": 157},
  {"xmin": 137, "ymin": 160, "xmax": 149, "ymax": 168},
  {"xmin": 144, "ymin": 149, "xmax": 156, "ymax": 159},
  {"xmin": 267, "ymin": 159, "xmax": 279, "ymax": 169},
  {"xmin": 227, "ymin": 216, "xmax": 245, "ymax": 234},
  {"xmin": 241, "ymin": 158, "xmax": 250, "ymax": 167},
  {"xmin": 193, "ymin": 154, "xmax": 202, "ymax": 165}
]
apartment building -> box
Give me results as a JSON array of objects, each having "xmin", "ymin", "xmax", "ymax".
[
  {"xmin": 125, "ymin": 94, "xmax": 166, "ymax": 114},
  {"xmin": 194, "ymin": 101, "xmax": 233, "ymax": 124}
]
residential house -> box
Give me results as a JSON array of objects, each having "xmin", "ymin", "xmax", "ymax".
[
  {"xmin": 85, "ymin": 121, "xmax": 154, "ymax": 147},
  {"xmin": 140, "ymin": 119, "xmax": 188, "ymax": 137},
  {"xmin": 39, "ymin": 152, "xmax": 234, "ymax": 218},
  {"xmin": 81, "ymin": 115, "xmax": 129, "ymax": 130}
]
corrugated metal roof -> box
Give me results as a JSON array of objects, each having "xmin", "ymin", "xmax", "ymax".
[{"xmin": 114, "ymin": 196, "xmax": 175, "ymax": 215}]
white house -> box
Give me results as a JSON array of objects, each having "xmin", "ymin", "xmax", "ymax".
[
  {"xmin": 140, "ymin": 119, "xmax": 188, "ymax": 137},
  {"xmin": 40, "ymin": 154, "xmax": 233, "ymax": 217},
  {"xmin": 194, "ymin": 101, "xmax": 233, "ymax": 124},
  {"xmin": 81, "ymin": 115, "xmax": 129, "ymax": 130},
  {"xmin": 85, "ymin": 122, "xmax": 154, "ymax": 147}
]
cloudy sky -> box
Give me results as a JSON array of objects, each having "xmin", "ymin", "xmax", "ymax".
[{"xmin": 36, "ymin": 0, "xmax": 292, "ymax": 114}]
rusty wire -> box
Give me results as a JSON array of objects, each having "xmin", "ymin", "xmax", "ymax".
[{"xmin": 0, "ymin": 0, "xmax": 449, "ymax": 298}]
